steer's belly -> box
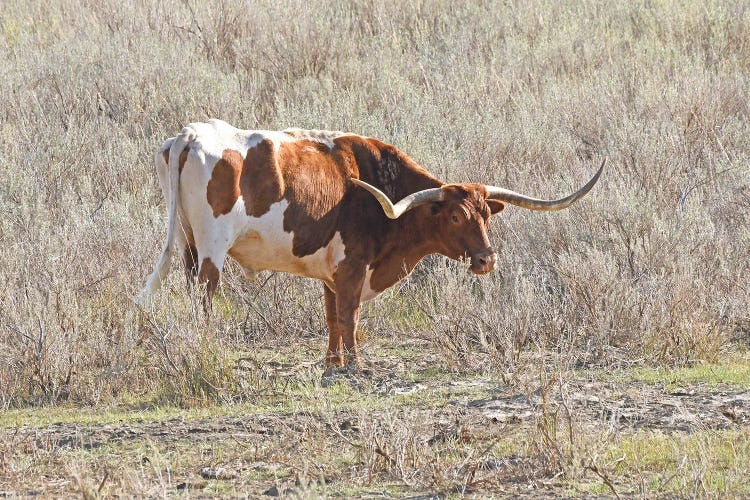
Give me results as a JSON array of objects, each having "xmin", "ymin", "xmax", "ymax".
[
  {"xmin": 227, "ymin": 200, "xmax": 344, "ymax": 285},
  {"xmin": 228, "ymin": 233, "xmax": 342, "ymax": 284}
]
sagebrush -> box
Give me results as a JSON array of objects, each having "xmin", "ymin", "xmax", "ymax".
[{"xmin": 0, "ymin": 0, "xmax": 747, "ymax": 407}]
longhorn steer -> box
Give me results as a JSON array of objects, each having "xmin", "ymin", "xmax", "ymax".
[{"xmin": 138, "ymin": 119, "xmax": 604, "ymax": 368}]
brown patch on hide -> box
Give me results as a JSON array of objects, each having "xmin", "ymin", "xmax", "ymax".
[
  {"xmin": 239, "ymin": 139, "xmax": 284, "ymax": 217},
  {"xmin": 206, "ymin": 149, "xmax": 243, "ymax": 217},
  {"xmin": 278, "ymin": 140, "xmax": 351, "ymax": 257},
  {"xmin": 206, "ymin": 140, "xmax": 284, "ymax": 218}
]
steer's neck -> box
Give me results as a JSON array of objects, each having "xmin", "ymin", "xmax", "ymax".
[
  {"xmin": 366, "ymin": 168, "xmax": 447, "ymax": 293},
  {"xmin": 397, "ymin": 206, "xmax": 444, "ymax": 261},
  {"xmin": 391, "ymin": 160, "xmax": 444, "ymax": 202},
  {"xmin": 392, "ymin": 163, "xmax": 445, "ymax": 254}
]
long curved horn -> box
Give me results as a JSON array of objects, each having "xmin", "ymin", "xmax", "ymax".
[
  {"xmin": 486, "ymin": 158, "xmax": 605, "ymax": 211},
  {"xmin": 351, "ymin": 178, "xmax": 444, "ymax": 219}
]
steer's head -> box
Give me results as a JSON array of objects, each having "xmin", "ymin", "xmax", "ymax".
[
  {"xmin": 352, "ymin": 159, "xmax": 605, "ymax": 274},
  {"xmin": 429, "ymin": 183, "xmax": 504, "ymax": 274}
]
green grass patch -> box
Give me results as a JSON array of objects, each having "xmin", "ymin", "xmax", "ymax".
[
  {"xmin": 0, "ymin": 403, "xmax": 247, "ymax": 429},
  {"xmin": 567, "ymin": 428, "xmax": 750, "ymax": 497},
  {"xmin": 614, "ymin": 429, "xmax": 750, "ymax": 496},
  {"xmin": 372, "ymin": 288, "xmax": 434, "ymax": 330},
  {"xmin": 0, "ymin": 370, "xmax": 496, "ymax": 429},
  {"xmin": 588, "ymin": 351, "xmax": 750, "ymax": 390}
]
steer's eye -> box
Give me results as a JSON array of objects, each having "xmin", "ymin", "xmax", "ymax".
[{"xmin": 451, "ymin": 213, "xmax": 460, "ymax": 224}]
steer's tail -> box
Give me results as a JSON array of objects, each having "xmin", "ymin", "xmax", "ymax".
[{"xmin": 136, "ymin": 126, "xmax": 197, "ymax": 306}]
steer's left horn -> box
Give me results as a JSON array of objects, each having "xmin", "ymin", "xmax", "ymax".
[
  {"xmin": 351, "ymin": 178, "xmax": 444, "ymax": 219},
  {"xmin": 485, "ymin": 158, "xmax": 605, "ymax": 211}
]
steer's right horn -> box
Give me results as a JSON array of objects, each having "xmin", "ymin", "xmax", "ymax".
[
  {"xmin": 351, "ymin": 178, "xmax": 444, "ymax": 219},
  {"xmin": 485, "ymin": 158, "xmax": 605, "ymax": 211}
]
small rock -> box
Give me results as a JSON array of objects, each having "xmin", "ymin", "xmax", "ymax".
[
  {"xmin": 720, "ymin": 404, "xmax": 739, "ymax": 423},
  {"xmin": 176, "ymin": 481, "xmax": 207, "ymax": 490},
  {"xmin": 669, "ymin": 387, "xmax": 695, "ymax": 396},
  {"xmin": 339, "ymin": 419, "xmax": 357, "ymax": 431},
  {"xmin": 393, "ymin": 383, "xmax": 424, "ymax": 395},
  {"xmin": 263, "ymin": 485, "xmax": 280, "ymax": 496},
  {"xmin": 200, "ymin": 467, "xmax": 236, "ymax": 480},
  {"xmin": 484, "ymin": 411, "xmax": 533, "ymax": 423}
]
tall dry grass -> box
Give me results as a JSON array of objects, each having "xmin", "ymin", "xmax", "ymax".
[{"xmin": 0, "ymin": 0, "xmax": 748, "ymax": 407}]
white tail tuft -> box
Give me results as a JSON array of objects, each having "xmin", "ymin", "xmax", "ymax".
[{"xmin": 136, "ymin": 127, "xmax": 197, "ymax": 306}]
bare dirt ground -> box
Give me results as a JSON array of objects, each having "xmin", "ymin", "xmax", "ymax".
[{"xmin": 3, "ymin": 347, "xmax": 748, "ymax": 498}]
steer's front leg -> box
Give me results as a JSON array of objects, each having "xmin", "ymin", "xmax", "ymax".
[
  {"xmin": 323, "ymin": 284, "xmax": 343, "ymax": 368},
  {"xmin": 333, "ymin": 260, "xmax": 366, "ymax": 368}
]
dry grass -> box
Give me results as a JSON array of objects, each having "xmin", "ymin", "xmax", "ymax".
[{"xmin": 1, "ymin": 0, "xmax": 749, "ymax": 496}]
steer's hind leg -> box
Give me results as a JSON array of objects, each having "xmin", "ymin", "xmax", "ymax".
[
  {"xmin": 189, "ymin": 208, "xmax": 232, "ymax": 314},
  {"xmin": 183, "ymin": 242, "xmax": 199, "ymax": 287},
  {"xmin": 197, "ymin": 254, "xmax": 224, "ymax": 314},
  {"xmin": 174, "ymin": 218, "xmax": 198, "ymax": 290},
  {"xmin": 194, "ymin": 242, "xmax": 229, "ymax": 314}
]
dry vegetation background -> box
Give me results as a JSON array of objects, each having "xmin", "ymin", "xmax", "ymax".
[{"xmin": 1, "ymin": 0, "xmax": 749, "ymax": 496}]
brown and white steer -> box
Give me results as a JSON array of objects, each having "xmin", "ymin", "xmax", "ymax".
[{"xmin": 138, "ymin": 119, "xmax": 604, "ymax": 368}]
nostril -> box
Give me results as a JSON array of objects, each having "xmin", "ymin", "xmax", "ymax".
[{"xmin": 478, "ymin": 256, "xmax": 488, "ymax": 266}]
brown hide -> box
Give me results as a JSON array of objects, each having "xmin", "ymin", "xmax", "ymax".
[
  {"xmin": 331, "ymin": 136, "xmax": 456, "ymax": 293},
  {"xmin": 206, "ymin": 140, "xmax": 284, "ymax": 218},
  {"xmin": 206, "ymin": 149, "xmax": 243, "ymax": 217},
  {"xmin": 242, "ymin": 140, "xmax": 284, "ymax": 217},
  {"xmin": 279, "ymin": 140, "xmax": 350, "ymax": 257},
  {"xmin": 198, "ymin": 257, "xmax": 220, "ymax": 306}
]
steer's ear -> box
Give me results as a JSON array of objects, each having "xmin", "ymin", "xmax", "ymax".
[{"xmin": 487, "ymin": 200, "xmax": 505, "ymax": 214}]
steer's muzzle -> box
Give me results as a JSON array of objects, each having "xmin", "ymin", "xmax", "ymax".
[{"xmin": 470, "ymin": 249, "xmax": 497, "ymax": 274}]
